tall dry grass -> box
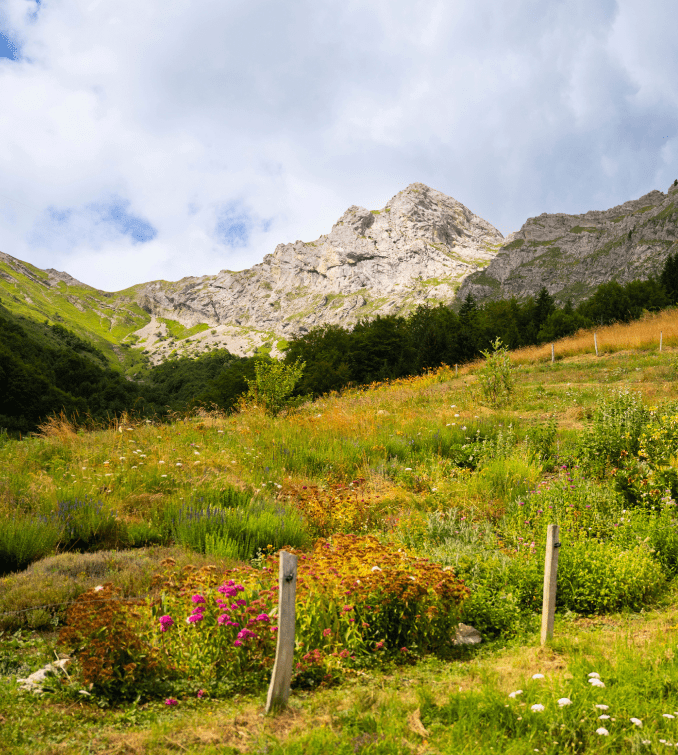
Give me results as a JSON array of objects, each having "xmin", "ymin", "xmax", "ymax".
[{"xmin": 512, "ymin": 308, "xmax": 678, "ymax": 365}]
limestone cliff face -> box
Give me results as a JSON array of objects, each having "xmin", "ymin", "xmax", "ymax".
[
  {"xmin": 457, "ymin": 182, "xmax": 678, "ymax": 306},
  {"xmin": 129, "ymin": 183, "xmax": 504, "ymax": 359}
]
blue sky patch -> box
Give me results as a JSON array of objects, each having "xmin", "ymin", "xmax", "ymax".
[
  {"xmin": 92, "ymin": 199, "xmax": 157, "ymax": 243},
  {"xmin": 216, "ymin": 203, "xmax": 253, "ymax": 248},
  {"xmin": 0, "ymin": 33, "xmax": 19, "ymax": 60},
  {"xmin": 216, "ymin": 202, "xmax": 273, "ymax": 248}
]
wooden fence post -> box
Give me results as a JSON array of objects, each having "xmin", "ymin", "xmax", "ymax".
[
  {"xmin": 594, "ymin": 332, "xmax": 598, "ymax": 357},
  {"xmin": 540, "ymin": 524, "xmax": 560, "ymax": 645},
  {"xmin": 455, "ymin": 364, "xmax": 458, "ymax": 376},
  {"xmin": 265, "ymin": 551, "xmax": 297, "ymax": 713}
]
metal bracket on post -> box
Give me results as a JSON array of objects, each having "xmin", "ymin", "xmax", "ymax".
[
  {"xmin": 265, "ymin": 551, "xmax": 297, "ymax": 713},
  {"xmin": 540, "ymin": 524, "xmax": 560, "ymax": 646}
]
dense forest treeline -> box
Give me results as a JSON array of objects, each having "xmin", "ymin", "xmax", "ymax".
[{"xmin": 2, "ymin": 252, "xmax": 678, "ymax": 435}]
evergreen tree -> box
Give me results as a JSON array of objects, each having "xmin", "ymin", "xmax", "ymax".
[{"xmin": 660, "ymin": 252, "xmax": 678, "ymax": 304}]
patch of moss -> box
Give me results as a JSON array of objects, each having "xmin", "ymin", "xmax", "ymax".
[
  {"xmin": 569, "ymin": 226, "xmax": 598, "ymax": 234},
  {"xmin": 528, "ymin": 237, "xmax": 563, "ymax": 247},
  {"xmin": 157, "ymin": 318, "xmax": 210, "ymax": 340},
  {"xmin": 470, "ymin": 271, "xmax": 501, "ymax": 290},
  {"xmin": 503, "ymin": 238, "xmax": 525, "ymax": 251}
]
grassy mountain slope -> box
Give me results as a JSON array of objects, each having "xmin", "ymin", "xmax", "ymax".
[{"xmin": 0, "ymin": 252, "xmax": 151, "ymax": 374}]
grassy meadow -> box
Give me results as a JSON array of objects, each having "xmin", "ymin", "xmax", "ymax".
[{"xmin": 2, "ymin": 313, "xmax": 678, "ymax": 753}]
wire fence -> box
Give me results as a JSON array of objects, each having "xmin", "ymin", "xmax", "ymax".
[{"xmin": 0, "ymin": 593, "xmax": 154, "ymax": 623}]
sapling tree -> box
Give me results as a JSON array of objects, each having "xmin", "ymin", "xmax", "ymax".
[
  {"xmin": 477, "ymin": 337, "xmax": 514, "ymax": 408},
  {"xmin": 246, "ymin": 357, "xmax": 306, "ymax": 416}
]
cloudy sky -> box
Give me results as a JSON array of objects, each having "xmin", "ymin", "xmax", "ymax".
[{"xmin": 0, "ymin": 0, "xmax": 676, "ymax": 291}]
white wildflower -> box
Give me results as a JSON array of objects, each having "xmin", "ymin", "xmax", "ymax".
[
  {"xmin": 588, "ymin": 672, "xmax": 601, "ymax": 679},
  {"xmin": 531, "ymin": 704, "xmax": 545, "ymax": 712},
  {"xmin": 94, "ymin": 585, "xmax": 104, "ymax": 592},
  {"xmin": 596, "ymin": 727, "xmax": 609, "ymax": 736},
  {"xmin": 508, "ymin": 690, "xmax": 523, "ymax": 699},
  {"xmin": 532, "ymin": 674, "xmax": 545, "ymax": 680},
  {"xmin": 631, "ymin": 718, "xmax": 643, "ymax": 727},
  {"xmin": 589, "ymin": 678, "xmax": 605, "ymax": 688},
  {"xmin": 557, "ymin": 698, "xmax": 572, "ymax": 707},
  {"xmin": 598, "ymin": 715, "xmax": 610, "ymax": 720},
  {"xmin": 595, "ymin": 705, "xmax": 609, "ymax": 710},
  {"xmin": 664, "ymin": 714, "xmax": 676, "ymax": 720}
]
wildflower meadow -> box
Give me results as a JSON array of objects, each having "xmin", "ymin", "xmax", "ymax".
[{"xmin": 2, "ymin": 318, "xmax": 678, "ymax": 753}]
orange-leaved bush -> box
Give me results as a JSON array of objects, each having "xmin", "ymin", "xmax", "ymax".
[
  {"xmin": 289, "ymin": 534, "xmax": 470, "ymax": 658},
  {"xmin": 58, "ymin": 583, "xmax": 171, "ymax": 701}
]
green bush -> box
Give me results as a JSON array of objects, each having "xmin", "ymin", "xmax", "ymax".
[
  {"xmin": 469, "ymin": 453, "xmax": 541, "ymax": 506},
  {"xmin": 411, "ymin": 511, "xmax": 541, "ymax": 638},
  {"xmin": 612, "ymin": 506, "xmax": 678, "ymax": 574},
  {"xmin": 55, "ymin": 497, "xmax": 121, "ymax": 551},
  {"xmin": 556, "ymin": 539, "xmax": 665, "ymax": 614},
  {"xmin": 246, "ymin": 357, "xmax": 306, "ymax": 416},
  {"xmin": 0, "ymin": 515, "xmax": 62, "ymax": 575},
  {"xmin": 526, "ymin": 414, "xmax": 558, "ymax": 467},
  {"xmin": 578, "ymin": 389, "xmax": 649, "ymax": 475},
  {"xmin": 157, "ymin": 498, "xmax": 310, "ymax": 560},
  {"xmin": 477, "ymin": 337, "xmax": 514, "ymax": 408},
  {"xmin": 0, "ymin": 546, "xmax": 238, "ymax": 631},
  {"xmin": 501, "ymin": 470, "xmax": 624, "ymax": 548}
]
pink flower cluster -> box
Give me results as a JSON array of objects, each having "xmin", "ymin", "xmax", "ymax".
[
  {"xmin": 159, "ymin": 615, "xmax": 174, "ymax": 632},
  {"xmin": 216, "ymin": 580, "xmax": 245, "ymax": 598}
]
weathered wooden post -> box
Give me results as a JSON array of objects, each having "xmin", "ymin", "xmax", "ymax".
[
  {"xmin": 455, "ymin": 364, "xmax": 458, "ymax": 376},
  {"xmin": 540, "ymin": 524, "xmax": 560, "ymax": 645},
  {"xmin": 594, "ymin": 332, "xmax": 598, "ymax": 357},
  {"xmin": 551, "ymin": 343, "xmax": 554, "ymax": 364},
  {"xmin": 265, "ymin": 551, "xmax": 297, "ymax": 713}
]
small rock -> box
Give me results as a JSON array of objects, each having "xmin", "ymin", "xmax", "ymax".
[
  {"xmin": 455, "ymin": 623, "xmax": 482, "ymax": 645},
  {"xmin": 16, "ymin": 658, "xmax": 71, "ymax": 694}
]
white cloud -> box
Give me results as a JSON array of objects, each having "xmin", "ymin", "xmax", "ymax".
[{"xmin": 0, "ymin": 0, "xmax": 676, "ymax": 290}]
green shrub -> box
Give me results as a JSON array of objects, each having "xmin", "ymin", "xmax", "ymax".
[
  {"xmin": 157, "ymin": 498, "xmax": 310, "ymax": 560},
  {"xmin": 469, "ymin": 453, "xmax": 541, "ymax": 507},
  {"xmin": 410, "ymin": 512, "xmax": 540, "ymax": 638},
  {"xmin": 0, "ymin": 515, "xmax": 62, "ymax": 575},
  {"xmin": 526, "ymin": 414, "xmax": 558, "ymax": 467},
  {"xmin": 556, "ymin": 539, "xmax": 665, "ymax": 614},
  {"xmin": 578, "ymin": 389, "xmax": 649, "ymax": 475},
  {"xmin": 55, "ymin": 497, "xmax": 121, "ymax": 551},
  {"xmin": 246, "ymin": 357, "xmax": 306, "ymax": 416},
  {"xmin": 501, "ymin": 470, "xmax": 624, "ymax": 548},
  {"xmin": 612, "ymin": 506, "xmax": 678, "ymax": 574},
  {"xmin": 0, "ymin": 546, "xmax": 237, "ymax": 631},
  {"xmin": 477, "ymin": 337, "xmax": 514, "ymax": 408}
]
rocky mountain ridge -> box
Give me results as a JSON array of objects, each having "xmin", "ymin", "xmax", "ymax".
[
  {"xmin": 458, "ymin": 181, "xmax": 678, "ymax": 306},
  {"xmin": 122, "ymin": 183, "xmax": 504, "ymax": 360},
  {"xmin": 0, "ymin": 184, "xmax": 503, "ymax": 362}
]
